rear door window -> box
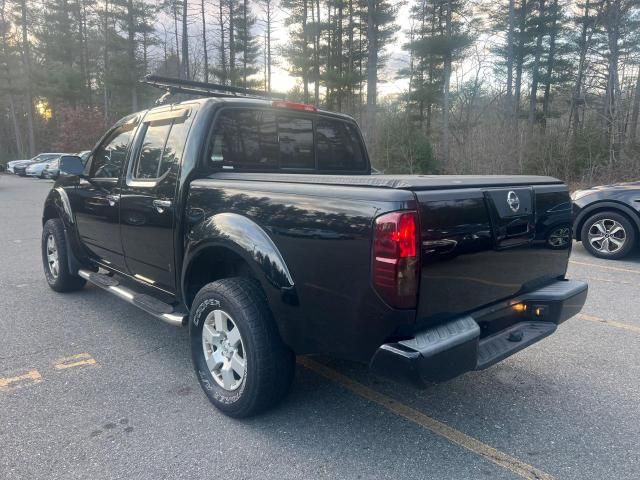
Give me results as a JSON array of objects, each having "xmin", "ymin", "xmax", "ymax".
[
  {"xmin": 135, "ymin": 122, "xmax": 172, "ymax": 179},
  {"xmin": 133, "ymin": 118, "xmax": 189, "ymax": 180},
  {"xmin": 210, "ymin": 110, "xmax": 279, "ymax": 168}
]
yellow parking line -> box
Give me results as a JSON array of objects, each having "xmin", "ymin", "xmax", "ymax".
[
  {"xmin": 578, "ymin": 313, "xmax": 640, "ymax": 334},
  {"xmin": 569, "ymin": 260, "xmax": 640, "ymax": 275},
  {"xmin": 53, "ymin": 353, "xmax": 97, "ymax": 370},
  {"xmin": 0, "ymin": 369, "xmax": 43, "ymax": 392},
  {"xmin": 298, "ymin": 358, "xmax": 554, "ymax": 480}
]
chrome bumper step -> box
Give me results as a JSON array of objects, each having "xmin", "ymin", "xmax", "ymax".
[{"xmin": 78, "ymin": 269, "xmax": 187, "ymax": 327}]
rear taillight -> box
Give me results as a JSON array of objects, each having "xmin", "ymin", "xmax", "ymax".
[{"xmin": 373, "ymin": 210, "xmax": 420, "ymax": 309}]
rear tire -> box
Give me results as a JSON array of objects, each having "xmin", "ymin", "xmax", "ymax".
[
  {"xmin": 190, "ymin": 278, "xmax": 295, "ymax": 418},
  {"xmin": 580, "ymin": 211, "xmax": 636, "ymax": 259},
  {"xmin": 42, "ymin": 219, "xmax": 86, "ymax": 292}
]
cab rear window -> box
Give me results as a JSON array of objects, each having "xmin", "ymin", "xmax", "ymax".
[{"xmin": 209, "ymin": 108, "xmax": 366, "ymax": 172}]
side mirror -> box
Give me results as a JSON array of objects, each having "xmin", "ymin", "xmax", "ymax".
[{"xmin": 59, "ymin": 155, "xmax": 85, "ymax": 176}]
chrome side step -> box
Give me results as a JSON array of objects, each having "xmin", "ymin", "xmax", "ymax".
[{"xmin": 78, "ymin": 269, "xmax": 187, "ymax": 327}]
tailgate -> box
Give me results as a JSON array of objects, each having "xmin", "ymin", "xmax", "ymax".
[{"xmin": 415, "ymin": 184, "xmax": 572, "ymax": 325}]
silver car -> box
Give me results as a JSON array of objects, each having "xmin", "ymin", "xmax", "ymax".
[
  {"xmin": 26, "ymin": 156, "xmax": 65, "ymax": 178},
  {"xmin": 7, "ymin": 153, "xmax": 63, "ymax": 175}
]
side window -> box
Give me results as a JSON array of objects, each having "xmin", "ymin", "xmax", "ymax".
[
  {"xmin": 90, "ymin": 126, "xmax": 134, "ymax": 178},
  {"xmin": 210, "ymin": 110, "xmax": 278, "ymax": 169},
  {"xmin": 277, "ymin": 116, "xmax": 314, "ymax": 169},
  {"xmin": 316, "ymin": 118, "xmax": 365, "ymax": 171},
  {"xmin": 133, "ymin": 119, "xmax": 188, "ymax": 179}
]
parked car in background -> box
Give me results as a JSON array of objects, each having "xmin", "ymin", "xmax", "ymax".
[
  {"xmin": 7, "ymin": 158, "xmax": 35, "ymax": 174},
  {"xmin": 572, "ymin": 181, "xmax": 640, "ymax": 259},
  {"xmin": 9, "ymin": 153, "xmax": 63, "ymax": 176},
  {"xmin": 26, "ymin": 156, "xmax": 64, "ymax": 178},
  {"xmin": 42, "ymin": 158, "xmax": 60, "ymax": 179}
]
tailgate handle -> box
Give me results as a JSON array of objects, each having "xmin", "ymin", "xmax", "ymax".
[{"xmin": 153, "ymin": 199, "xmax": 172, "ymax": 213}]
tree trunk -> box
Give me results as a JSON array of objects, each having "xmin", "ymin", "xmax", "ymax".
[
  {"xmin": 242, "ymin": 0, "xmax": 248, "ymax": 87},
  {"xmin": 542, "ymin": 0, "xmax": 558, "ymax": 128},
  {"xmin": 605, "ymin": 0, "xmax": 621, "ymax": 165},
  {"xmin": 201, "ymin": 0, "xmax": 208, "ymax": 82},
  {"xmin": 528, "ymin": 0, "xmax": 545, "ymax": 127},
  {"xmin": 506, "ymin": 0, "xmax": 515, "ymax": 116},
  {"xmin": 629, "ymin": 66, "xmax": 640, "ymax": 144},
  {"xmin": 103, "ymin": 0, "xmax": 110, "ymax": 121},
  {"xmin": 82, "ymin": 0, "xmax": 92, "ymax": 105},
  {"xmin": 315, "ymin": 0, "xmax": 321, "ymax": 104},
  {"xmin": 219, "ymin": 0, "xmax": 227, "ymax": 84},
  {"xmin": 0, "ymin": 0, "xmax": 24, "ymax": 157},
  {"xmin": 229, "ymin": 0, "xmax": 235, "ymax": 84},
  {"xmin": 182, "ymin": 0, "xmax": 190, "ymax": 79},
  {"xmin": 346, "ymin": 0, "xmax": 354, "ymax": 111},
  {"xmin": 514, "ymin": 0, "xmax": 527, "ymax": 119},
  {"xmin": 442, "ymin": 0, "xmax": 452, "ymax": 166},
  {"xmin": 77, "ymin": 0, "xmax": 89, "ymax": 105},
  {"xmin": 20, "ymin": 0, "xmax": 35, "ymax": 156},
  {"xmin": 173, "ymin": 1, "xmax": 181, "ymax": 77},
  {"xmin": 127, "ymin": 0, "xmax": 137, "ymax": 111},
  {"xmin": 366, "ymin": 0, "xmax": 377, "ymax": 141},
  {"xmin": 325, "ymin": 3, "xmax": 332, "ymax": 108},
  {"xmin": 302, "ymin": 0, "xmax": 309, "ymax": 102},
  {"xmin": 336, "ymin": 1, "xmax": 343, "ymax": 110},
  {"xmin": 568, "ymin": 0, "xmax": 590, "ymax": 140},
  {"xmin": 267, "ymin": 1, "xmax": 271, "ymax": 91}
]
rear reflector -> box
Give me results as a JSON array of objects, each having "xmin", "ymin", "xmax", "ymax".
[
  {"xmin": 373, "ymin": 211, "xmax": 420, "ymax": 309},
  {"xmin": 271, "ymin": 100, "xmax": 317, "ymax": 112}
]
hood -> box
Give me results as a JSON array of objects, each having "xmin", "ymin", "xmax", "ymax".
[
  {"xmin": 572, "ymin": 181, "xmax": 640, "ymax": 200},
  {"xmin": 8, "ymin": 159, "xmax": 33, "ymax": 167}
]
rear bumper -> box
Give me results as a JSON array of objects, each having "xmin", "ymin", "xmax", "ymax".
[{"xmin": 369, "ymin": 279, "xmax": 587, "ymax": 385}]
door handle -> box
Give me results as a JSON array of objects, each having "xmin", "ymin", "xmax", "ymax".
[
  {"xmin": 153, "ymin": 199, "xmax": 172, "ymax": 213},
  {"xmin": 106, "ymin": 194, "xmax": 119, "ymax": 207}
]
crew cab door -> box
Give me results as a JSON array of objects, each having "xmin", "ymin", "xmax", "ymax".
[
  {"xmin": 119, "ymin": 107, "xmax": 192, "ymax": 292},
  {"xmin": 73, "ymin": 121, "xmax": 136, "ymax": 271}
]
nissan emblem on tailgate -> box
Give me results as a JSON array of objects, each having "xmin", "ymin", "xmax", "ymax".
[{"xmin": 507, "ymin": 191, "xmax": 520, "ymax": 213}]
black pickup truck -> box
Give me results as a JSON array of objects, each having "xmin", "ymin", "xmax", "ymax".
[{"xmin": 42, "ymin": 76, "xmax": 587, "ymax": 417}]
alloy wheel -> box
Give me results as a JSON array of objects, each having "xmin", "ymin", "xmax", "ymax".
[
  {"xmin": 548, "ymin": 226, "xmax": 570, "ymax": 248},
  {"xmin": 46, "ymin": 234, "xmax": 59, "ymax": 278},
  {"xmin": 588, "ymin": 219, "xmax": 626, "ymax": 254},
  {"xmin": 201, "ymin": 309, "xmax": 247, "ymax": 391}
]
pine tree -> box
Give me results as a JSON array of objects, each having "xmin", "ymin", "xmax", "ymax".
[{"xmin": 234, "ymin": 0, "xmax": 261, "ymax": 87}]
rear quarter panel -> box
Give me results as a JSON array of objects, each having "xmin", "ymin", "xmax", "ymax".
[{"xmin": 185, "ymin": 179, "xmax": 417, "ymax": 360}]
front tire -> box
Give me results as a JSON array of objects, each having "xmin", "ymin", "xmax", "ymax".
[
  {"xmin": 580, "ymin": 211, "xmax": 636, "ymax": 259},
  {"xmin": 42, "ymin": 219, "xmax": 86, "ymax": 292},
  {"xmin": 190, "ymin": 278, "xmax": 295, "ymax": 418}
]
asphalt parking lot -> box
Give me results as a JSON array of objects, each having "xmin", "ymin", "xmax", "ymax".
[{"xmin": 1, "ymin": 173, "xmax": 639, "ymax": 480}]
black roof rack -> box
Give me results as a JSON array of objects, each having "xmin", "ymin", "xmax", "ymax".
[{"xmin": 141, "ymin": 74, "xmax": 286, "ymax": 104}]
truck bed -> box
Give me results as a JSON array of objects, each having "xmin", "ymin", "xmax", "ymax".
[{"xmin": 208, "ymin": 172, "xmax": 563, "ymax": 190}]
